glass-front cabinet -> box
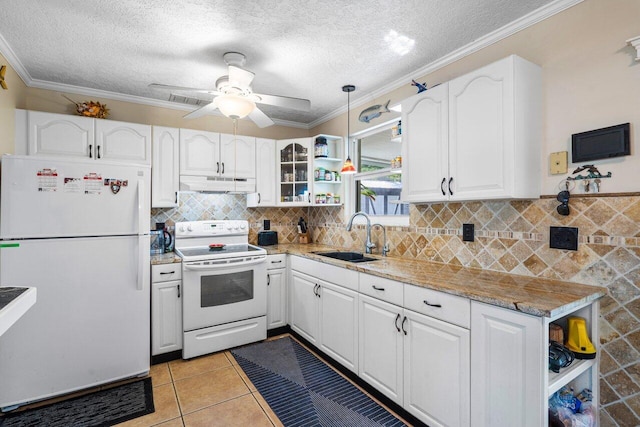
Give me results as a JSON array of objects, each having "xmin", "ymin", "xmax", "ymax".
[
  {"xmin": 277, "ymin": 138, "xmax": 311, "ymax": 205},
  {"xmin": 276, "ymin": 135, "xmax": 343, "ymax": 206}
]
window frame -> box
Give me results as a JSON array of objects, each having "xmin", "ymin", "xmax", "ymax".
[{"xmin": 344, "ymin": 118, "xmax": 409, "ymax": 227}]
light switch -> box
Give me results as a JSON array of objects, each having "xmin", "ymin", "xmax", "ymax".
[{"xmin": 550, "ymin": 151, "xmax": 568, "ymax": 175}]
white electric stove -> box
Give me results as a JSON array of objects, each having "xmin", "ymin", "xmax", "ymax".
[{"xmin": 175, "ymin": 220, "xmax": 267, "ymax": 359}]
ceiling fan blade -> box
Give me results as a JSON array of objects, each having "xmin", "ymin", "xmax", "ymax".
[
  {"xmin": 149, "ymin": 83, "xmax": 220, "ymax": 95},
  {"xmin": 248, "ymin": 107, "xmax": 275, "ymax": 128},
  {"xmin": 252, "ymin": 93, "xmax": 310, "ymax": 111},
  {"xmin": 183, "ymin": 101, "xmax": 219, "ymax": 119},
  {"xmin": 228, "ymin": 66, "xmax": 255, "ymax": 88}
]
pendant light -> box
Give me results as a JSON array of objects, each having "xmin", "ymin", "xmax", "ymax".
[{"xmin": 341, "ymin": 85, "xmax": 357, "ymax": 174}]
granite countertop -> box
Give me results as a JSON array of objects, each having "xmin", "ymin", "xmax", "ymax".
[
  {"xmin": 151, "ymin": 252, "xmax": 182, "ymax": 265},
  {"xmin": 261, "ymin": 243, "xmax": 606, "ymax": 318},
  {"xmin": 0, "ymin": 287, "xmax": 37, "ymax": 337}
]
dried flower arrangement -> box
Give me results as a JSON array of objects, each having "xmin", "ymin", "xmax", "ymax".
[{"xmin": 62, "ymin": 95, "xmax": 110, "ymax": 119}]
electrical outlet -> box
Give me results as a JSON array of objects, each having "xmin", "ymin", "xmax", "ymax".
[
  {"xmin": 550, "ymin": 226, "xmax": 578, "ymax": 250},
  {"xmin": 264, "ymin": 219, "xmax": 270, "ymax": 231},
  {"xmin": 462, "ymin": 223, "xmax": 475, "ymax": 242}
]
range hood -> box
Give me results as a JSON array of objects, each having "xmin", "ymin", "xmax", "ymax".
[{"xmin": 179, "ymin": 175, "xmax": 256, "ymax": 193}]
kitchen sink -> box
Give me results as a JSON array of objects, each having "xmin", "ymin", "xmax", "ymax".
[{"xmin": 314, "ymin": 251, "xmax": 378, "ymax": 263}]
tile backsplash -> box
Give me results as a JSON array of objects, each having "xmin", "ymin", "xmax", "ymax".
[{"xmin": 153, "ymin": 192, "xmax": 640, "ymax": 425}]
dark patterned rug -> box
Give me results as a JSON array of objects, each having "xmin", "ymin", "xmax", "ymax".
[
  {"xmin": 0, "ymin": 377, "xmax": 154, "ymax": 427},
  {"xmin": 231, "ymin": 336, "xmax": 406, "ymax": 427}
]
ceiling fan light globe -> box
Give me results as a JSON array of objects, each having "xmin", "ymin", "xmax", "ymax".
[{"xmin": 214, "ymin": 94, "xmax": 256, "ymax": 119}]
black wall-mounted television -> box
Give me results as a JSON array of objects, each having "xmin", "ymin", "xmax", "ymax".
[{"xmin": 571, "ymin": 123, "xmax": 630, "ymax": 163}]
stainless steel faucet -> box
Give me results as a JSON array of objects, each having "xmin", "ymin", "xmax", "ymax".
[
  {"xmin": 372, "ymin": 223, "xmax": 390, "ymax": 256},
  {"xmin": 346, "ymin": 211, "xmax": 376, "ymax": 254}
]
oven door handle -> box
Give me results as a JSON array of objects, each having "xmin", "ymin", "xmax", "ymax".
[{"xmin": 183, "ymin": 257, "xmax": 267, "ymax": 270}]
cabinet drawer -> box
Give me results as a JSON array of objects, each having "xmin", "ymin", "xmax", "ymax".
[
  {"xmin": 152, "ymin": 263, "xmax": 182, "ymax": 282},
  {"xmin": 359, "ymin": 273, "xmax": 403, "ymax": 306},
  {"xmin": 290, "ymin": 256, "xmax": 358, "ymax": 291},
  {"xmin": 404, "ymin": 285, "xmax": 470, "ymax": 329},
  {"xmin": 266, "ymin": 254, "xmax": 287, "ymax": 270}
]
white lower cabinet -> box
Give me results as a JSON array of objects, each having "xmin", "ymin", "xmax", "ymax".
[
  {"xmin": 318, "ymin": 281, "xmax": 358, "ymax": 372},
  {"xmin": 404, "ymin": 309, "xmax": 470, "ymax": 427},
  {"xmin": 266, "ymin": 254, "xmax": 287, "ymax": 330},
  {"xmin": 359, "ymin": 273, "xmax": 470, "ymax": 427},
  {"xmin": 359, "ymin": 295, "xmax": 404, "ymax": 404},
  {"xmin": 290, "ymin": 257, "xmax": 359, "ymax": 373},
  {"xmin": 290, "ymin": 270, "xmax": 320, "ymax": 344},
  {"xmin": 151, "ymin": 264, "xmax": 182, "ymax": 356},
  {"xmin": 470, "ymin": 300, "xmax": 599, "ymax": 427}
]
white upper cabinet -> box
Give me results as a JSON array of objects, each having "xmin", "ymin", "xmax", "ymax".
[
  {"xmin": 401, "ymin": 83, "xmax": 449, "ymax": 202},
  {"xmin": 401, "ymin": 55, "xmax": 541, "ymax": 203},
  {"xmin": 179, "ymin": 129, "xmax": 220, "ymax": 176},
  {"xmin": 248, "ymin": 138, "xmax": 277, "ymax": 207},
  {"xmin": 152, "ymin": 126, "xmax": 180, "ymax": 208},
  {"xmin": 180, "ymin": 130, "xmax": 255, "ymax": 180},
  {"xmin": 24, "ymin": 110, "xmax": 95, "ymax": 159},
  {"xmin": 219, "ymin": 133, "xmax": 256, "ymax": 179},
  {"xmin": 95, "ymin": 119, "xmax": 151, "ymax": 164},
  {"xmin": 19, "ymin": 110, "xmax": 151, "ymax": 165}
]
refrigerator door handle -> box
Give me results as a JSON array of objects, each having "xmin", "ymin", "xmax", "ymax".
[
  {"xmin": 137, "ymin": 179, "xmax": 145, "ymax": 235},
  {"xmin": 137, "ymin": 235, "xmax": 145, "ymax": 291}
]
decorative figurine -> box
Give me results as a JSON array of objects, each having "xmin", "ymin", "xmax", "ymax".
[
  {"xmin": 359, "ymin": 100, "xmax": 391, "ymax": 123},
  {"xmin": 411, "ymin": 79, "xmax": 428, "ymax": 93}
]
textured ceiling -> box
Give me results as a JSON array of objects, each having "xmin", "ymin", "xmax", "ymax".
[{"xmin": 0, "ymin": 0, "xmax": 561, "ymax": 127}]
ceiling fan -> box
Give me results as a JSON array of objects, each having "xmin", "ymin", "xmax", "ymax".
[{"xmin": 149, "ymin": 52, "xmax": 310, "ymax": 128}]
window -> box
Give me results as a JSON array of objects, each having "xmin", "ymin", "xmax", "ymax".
[{"xmin": 350, "ymin": 120, "xmax": 408, "ymax": 223}]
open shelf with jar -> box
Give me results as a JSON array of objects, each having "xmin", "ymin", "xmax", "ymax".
[{"xmin": 312, "ymin": 135, "xmax": 343, "ymax": 206}]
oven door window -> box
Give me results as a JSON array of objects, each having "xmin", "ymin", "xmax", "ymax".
[{"xmin": 200, "ymin": 270, "xmax": 254, "ymax": 307}]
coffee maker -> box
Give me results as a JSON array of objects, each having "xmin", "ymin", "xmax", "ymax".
[{"xmin": 150, "ymin": 222, "xmax": 173, "ymax": 254}]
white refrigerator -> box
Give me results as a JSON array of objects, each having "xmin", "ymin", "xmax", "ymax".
[{"xmin": 0, "ymin": 155, "xmax": 151, "ymax": 409}]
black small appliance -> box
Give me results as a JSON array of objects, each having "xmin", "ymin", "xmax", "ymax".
[{"xmin": 258, "ymin": 231, "xmax": 278, "ymax": 246}]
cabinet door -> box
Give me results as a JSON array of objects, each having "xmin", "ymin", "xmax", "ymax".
[
  {"xmin": 276, "ymin": 138, "xmax": 311, "ymax": 206},
  {"xmin": 152, "ymin": 126, "xmax": 179, "ymax": 208},
  {"xmin": 401, "ymin": 83, "xmax": 449, "ymax": 202},
  {"xmin": 318, "ymin": 281, "xmax": 358, "ymax": 373},
  {"xmin": 267, "ymin": 268, "xmax": 287, "ymax": 330},
  {"xmin": 27, "ymin": 110, "xmax": 94, "ymax": 159},
  {"xmin": 249, "ymin": 138, "xmax": 277, "ymax": 207},
  {"xmin": 290, "ymin": 270, "xmax": 319, "ymax": 344},
  {"xmin": 358, "ymin": 295, "xmax": 403, "ymax": 405},
  {"xmin": 151, "ymin": 280, "xmax": 183, "ymax": 356},
  {"xmin": 95, "ymin": 120, "xmax": 151, "ymax": 164},
  {"xmin": 404, "ymin": 310, "xmax": 470, "ymax": 427},
  {"xmin": 220, "ymin": 133, "xmax": 256, "ymax": 179},
  {"xmin": 448, "ymin": 57, "xmax": 513, "ymax": 200},
  {"xmin": 179, "ymin": 129, "xmax": 220, "ymax": 176},
  {"xmin": 470, "ymin": 302, "xmax": 543, "ymax": 427}
]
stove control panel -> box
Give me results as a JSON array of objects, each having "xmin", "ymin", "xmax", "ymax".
[{"xmin": 175, "ymin": 220, "xmax": 248, "ymax": 237}]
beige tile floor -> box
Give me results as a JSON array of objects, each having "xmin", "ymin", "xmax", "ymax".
[{"xmin": 117, "ymin": 334, "xmax": 409, "ymax": 426}]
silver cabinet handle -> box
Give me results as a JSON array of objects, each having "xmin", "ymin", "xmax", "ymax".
[
  {"xmin": 177, "ymin": 284, "xmax": 181, "ymax": 298},
  {"xmin": 97, "ymin": 145, "xmax": 101, "ymax": 159},
  {"xmin": 401, "ymin": 316, "xmax": 408, "ymax": 335},
  {"xmin": 267, "ymin": 274, "xmax": 270, "ymax": 286},
  {"xmin": 221, "ymin": 162, "xmax": 225, "ymax": 174},
  {"xmin": 440, "ymin": 178, "xmax": 446, "ymax": 196},
  {"xmin": 89, "ymin": 145, "xmax": 93, "ymax": 158},
  {"xmin": 372, "ymin": 285, "xmax": 385, "ymax": 291},
  {"xmin": 159, "ymin": 271, "xmax": 175, "ymax": 275},
  {"xmin": 216, "ymin": 162, "xmax": 220, "ymax": 174},
  {"xmin": 395, "ymin": 313, "xmax": 401, "ymax": 332},
  {"xmin": 448, "ymin": 177, "xmax": 453, "ymax": 196}
]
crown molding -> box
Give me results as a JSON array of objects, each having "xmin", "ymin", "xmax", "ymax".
[
  {"xmin": 1, "ymin": 0, "xmax": 582, "ymax": 131},
  {"xmin": 309, "ymin": 0, "xmax": 584, "ymax": 128}
]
